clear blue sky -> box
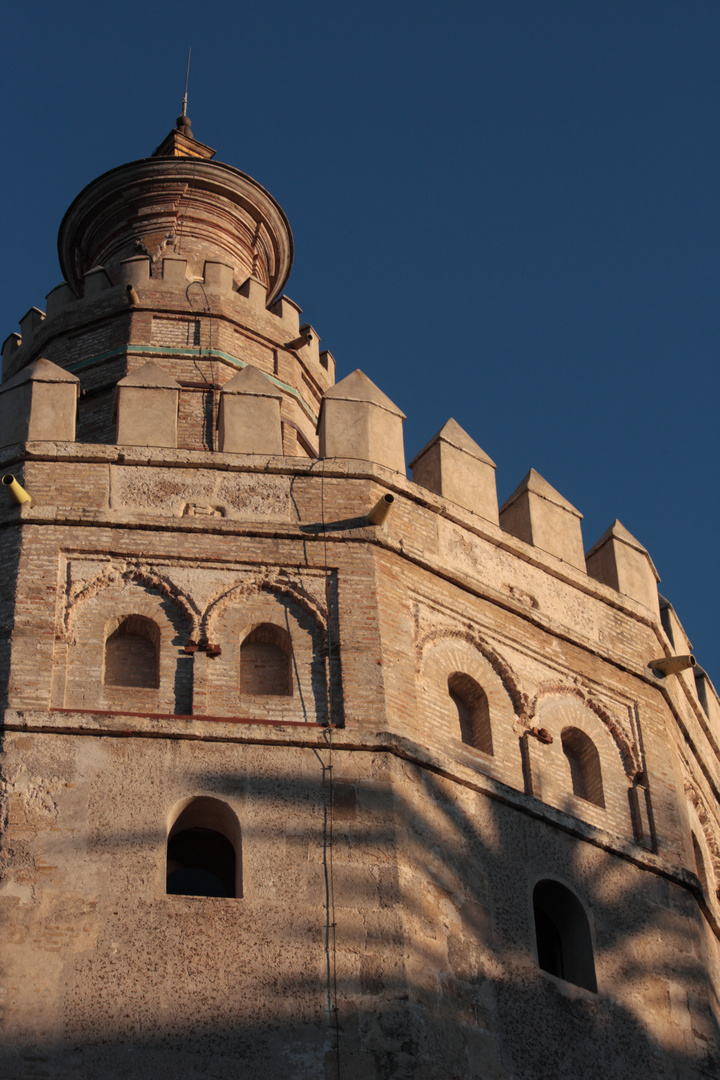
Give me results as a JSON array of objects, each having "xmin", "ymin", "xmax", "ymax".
[{"xmin": 3, "ymin": 1, "xmax": 719, "ymax": 672}]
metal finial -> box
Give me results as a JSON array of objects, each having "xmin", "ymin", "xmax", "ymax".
[
  {"xmin": 176, "ymin": 48, "xmax": 193, "ymax": 137},
  {"xmin": 181, "ymin": 47, "xmax": 191, "ymax": 118}
]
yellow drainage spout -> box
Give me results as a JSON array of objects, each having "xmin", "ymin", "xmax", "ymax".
[
  {"xmin": 2, "ymin": 474, "xmax": 32, "ymax": 506},
  {"xmin": 649, "ymin": 654, "xmax": 696, "ymax": 675},
  {"xmin": 367, "ymin": 493, "xmax": 394, "ymax": 526}
]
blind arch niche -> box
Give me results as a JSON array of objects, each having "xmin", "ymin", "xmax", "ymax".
[
  {"xmin": 103, "ymin": 614, "xmax": 160, "ymax": 688},
  {"xmin": 561, "ymin": 727, "xmax": 605, "ymax": 808},
  {"xmin": 448, "ymin": 672, "xmax": 493, "ymax": 755},
  {"xmin": 240, "ymin": 623, "xmax": 292, "ymax": 696}
]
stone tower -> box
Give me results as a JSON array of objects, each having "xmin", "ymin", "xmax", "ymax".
[{"xmin": 1, "ymin": 118, "xmax": 719, "ymax": 1080}]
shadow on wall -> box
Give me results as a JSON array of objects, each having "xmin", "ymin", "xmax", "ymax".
[
  {"xmin": 0, "ymin": 527, "xmax": 22, "ymax": 709},
  {"xmin": 4, "ymin": 750, "xmax": 719, "ymax": 1080}
]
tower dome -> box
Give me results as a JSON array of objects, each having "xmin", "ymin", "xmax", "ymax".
[
  {"xmin": 57, "ymin": 124, "xmax": 293, "ymax": 303},
  {"xmin": 3, "ymin": 120, "xmax": 327, "ymax": 457}
]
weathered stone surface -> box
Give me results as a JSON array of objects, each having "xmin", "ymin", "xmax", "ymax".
[
  {"xmin": 0, "ymin": 357, "xmax": 79, "ymax": 447},
  {"xmin": 500, "ymin": 468, "xmax": 586, "ymax": 570},
  {"xmin": 586, "ymin": 519, "xmax": 661, "ymax": 616},
  {"xmin": 319, "ymin": 369, "xmax": 406, "ymax": 473},
  {"xmin": 410, "ymin": 417, "xmax": 499, "ymax": 523},
  {"xmin": 115, "ymin": 362, "xmax": 180, "ymax": 448},
  {"xmin": 218, "ymin": 365, "xmax": 284, "ymax": 455}
]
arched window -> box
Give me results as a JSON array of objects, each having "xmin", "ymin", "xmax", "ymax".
[
  {"xmin": 561, "ymin": 727, "xmax": 604, "ymax": 808},
  {"xmin": 104, "ymin": 615, "xmax": 159, "ymax": 688},
  {"xmin": 448, "ymin": 672, "xmax": 493, "ymax": 755},
  {"xmin": 533, "ymin": 880, "xmax": 597, "ymax": 992},
  {"xmin": 167, "ymin": 797, "xmax": 242, "ymax": 899},
  {"xmin": 240, "ymin": 623, "xmax": 291, "ymax": 696},
  {"xmin": 692, "ymin": 832, "xmax": 710, "ymax": 897}
]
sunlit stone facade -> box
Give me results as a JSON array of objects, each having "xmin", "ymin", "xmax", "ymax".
[{"xmin": 1, "ymin": 121, "xmax": 719, "ymax": 1080}]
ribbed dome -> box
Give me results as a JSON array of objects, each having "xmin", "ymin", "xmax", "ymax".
[{"xmin": 57, "ymin": 128, "xmax": 293, "ymax": 304}]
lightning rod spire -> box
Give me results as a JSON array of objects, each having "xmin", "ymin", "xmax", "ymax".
[{"xmin": 176, "ymin": 48, "xmax": 193, "ymax": 137}]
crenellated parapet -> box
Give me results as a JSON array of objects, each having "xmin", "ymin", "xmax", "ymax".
[
  {"xmin": 217, "ymin": 365, "xmax": 284, "ymax": 455},
  {"xmin": 1, "ymin": 249, "xmax": 336, "ymax": 455},
  {"xmin": 319, "ymin": 369, "xmax": 406, "ymax": 473},
  {"xmin": 0, "ymin": 333, "xmax": 685, "ymax": 629},
  {"xmin": 0, "ymin": 121, "xmax": 707, "ymax": 688},
  {"xmin": 411, "ymin": 418, "xmax": 498, "ymax": 524},
  {"xmin": 586, "ymin": 519, "xmax": 661, "ymax": 618},
  {"xmin": 0, "ymin": 357, "xmax": 78, "ymax": 444},
  {"xmin": 500, "ymin": 468, "xmax": 585, "ymax": 570},
  {"xmin": 115, "ymin": 362, "xmax": 180, "ymax": 448}
]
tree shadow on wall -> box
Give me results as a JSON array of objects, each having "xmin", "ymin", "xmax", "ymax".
[{"xmin": 6, "ymin": 747, "xmax": 720, "ymax": 1080}]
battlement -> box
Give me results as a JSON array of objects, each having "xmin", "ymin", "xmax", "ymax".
[
  {"xmin": 0, "ymin": 273, "xmax": 699, "ymax": 652},
  {"xmin": 2, "ymin": 254, "xmax": 331, "ymax": 380},
  {"xmin": 1, "ymin": 252, "xmax": 337, "ymax": 457},
  {"xmin": 0, "ymin": 122, "xmax": 697, "ymax": 642},
  {"xmin": 0, "ymin": 352, "xmax": 681, "ymax": 628}
]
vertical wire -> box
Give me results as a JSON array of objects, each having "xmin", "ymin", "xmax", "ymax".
[{"xmin": 321, "ymin": 457, "xmax": 341, "ymax": 1078}]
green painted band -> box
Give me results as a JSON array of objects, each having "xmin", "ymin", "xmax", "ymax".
[{"xmin": 66, "ymin": 345, "xmax": 319, "ymax": 424}]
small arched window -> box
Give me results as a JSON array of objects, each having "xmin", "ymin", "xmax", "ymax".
[
  {"xmin": 561, "ymin": 727, "xmax": 604, "ymax": 808},
  {"xmin": 167, "ymin": 797, "xmax": 241, "ymax": 899},
  {"xmin": 692, "ymin": 832, "xmax": 710, "ymax": 897},
  {"xmin": 104, "ymin": 615, "xmax": 159, "ymax": 688},
  {"xmin": 240, "ymin": 623, "xmax": 291, "ymax": 696},
  {"xmin": 533, "ymin": 880, "xmax": 597, "ymax": 992},
  {"xmin": 448, "ymin": 672, "xmax": 493, "ymax": 755}
]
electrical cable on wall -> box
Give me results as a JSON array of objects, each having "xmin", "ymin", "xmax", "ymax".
[{"xmin": 321, "ymin": 456, "xmax": 341, "ymax": 1079}]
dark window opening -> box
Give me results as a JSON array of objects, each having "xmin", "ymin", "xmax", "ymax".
[
  {"xmin": 561, "ymin": 727, "xmax": 605, "ymax": 808},
  {"xmin": 533, "ymin": 879, "xmax": 597, "ymax": 992},
  {"xmin": 692, "ymin": 832, "xmax": 710, "ymax": 897},
  {"xmin": 167, "ymin": 827, "xmax": 236, "ymax": 898},
  {"xmin": 240, "ymin": 623, "xmax": 291, "ymax": 696},
  {"xmin": 104, "ymin": 614, "xmax": 159, "ymax": 688},
  {"xmin": 694, "ymin": 668, "xmax": 710, "ymax": 716},
  {"xmin": 166, "ymin": 797, "xmax": 241, "ymax": 899},
  {"xmin": 659, "ymin": 595, "xmax": 676, "ymax": 649},
  {"xmin": 535, "ymin": 907, "xmax": 564, "ymax": 978},
  {"xmin": 448, "ymin": 672, "xmax": 493, "ymax": 755}
]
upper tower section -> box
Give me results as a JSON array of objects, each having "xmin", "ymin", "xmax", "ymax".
[
  {"xmin": 57, "ymin": 123, "xmax": 293, "ymax": 304},
  {"xmin": 2, "ymin": 117, "xmax": 333, "ymax": 457}
]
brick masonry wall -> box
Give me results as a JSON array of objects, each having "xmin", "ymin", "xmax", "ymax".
[
  {"xmin": 0, "ymin": 453, "xmax": 719, "ymax": 1077},
  {"xmin": 12, "ymin": 280, "xmax": 324, "ymax": 455}
]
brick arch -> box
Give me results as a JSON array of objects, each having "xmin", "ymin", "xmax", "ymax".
[
  {"xmin": 202, "ymin": 577, "xmax": 327, "ymax": 644},
  {"xmin": 61, "ymin": 567, "xmax": 195, "ymax": 715},
  {"xmin": 64, "ymin": 563, "xmax": 200, "ymax": 643},
  {"xmin": 530, "ymin": 685, "xmax": 640, "ymax": 780},
  {"xmin": 684, "ymin": 777, "xmax": 720, "ymax": 901},
  {"xmin": 417, "ymin": 631, "xmax": 525, "ymax": 789},
  {"xmin": 200, "ymin": 575, "xmax": 334, "ymax": 724},
  {"xmin": 416, "ymin": 626, "xmax": 527, "ymax": 719}
]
